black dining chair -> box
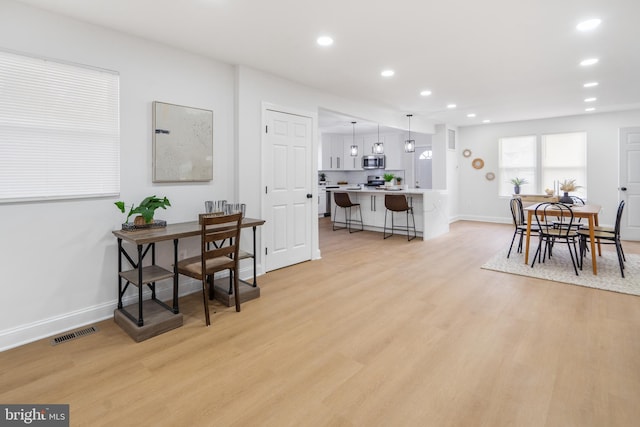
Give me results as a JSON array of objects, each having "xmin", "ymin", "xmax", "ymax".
[
  {"xmin": 578, "ymin": 200, "xmax": 626, "ymax": 277},
  {"xmin": 507, "ymin": 197, "xmax": 540, "ymax": 258},
  {"xmin": 531, "ymin": 202, "xmax": 580, "ymax": 275}
]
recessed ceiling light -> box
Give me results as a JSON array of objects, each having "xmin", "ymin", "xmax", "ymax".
[
  {"xmin": 583, "ymin": 81, "xmax": 599, "ymax": 88},
  {"xmin": 316, "ymin": 36, "xmax": 334, "ymax": 46},
  {"xmin": 585, "ymin": 107, "xmax": 596, "ymax": 112},
  {"xmin": 446, "ymin": 104, "xmax": 457, "ymax": 109},
  {"xmin": 420, "ymin": 90, "xmax": 432, "ymax": 96},
  {"xmin": 580, "ymin": 58, "xmax": 599, "ymax": 66},
  {"xmin": 482, "ymin": 119, "xmax": 491, "ymax": 123},
  {"xmin": 467, "ymin": 113, "xmax": 476, "ymax": 118},
  {"xmin": 584, "ymin": 97, "xmax": 597, "ymax": 102},
  {"xmin": 576, "ymin": 18, "xmax": 602, "ymax": 32},
  {"xmin": 381, "ymin": 69, "xmax": 395, "ymax": 77}
]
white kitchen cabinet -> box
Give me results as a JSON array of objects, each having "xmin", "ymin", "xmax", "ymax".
[
  {"xmin": 342, "ymin": 138, "xmax": 362, "ymax": 170},
  {"xmin": 356, "ymin": 192, "xmax": 385, "ymax": 227},
  {"xmin": 382, "ymin": 133, "xmax": 406, "ymax": 170},
  {"xmin": 321, "ymin": 134, "xmax": 344, "ymax": 170},
  {"xmin": 318, "ymin": 190, "xmax": 327, "ymax": 216}
]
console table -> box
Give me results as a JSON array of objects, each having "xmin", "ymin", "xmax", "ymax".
[{"xmin": 112, "ymin": 218, "xmax": 265, "ymax": 341}]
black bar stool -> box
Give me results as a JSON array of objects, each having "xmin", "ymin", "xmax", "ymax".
[
  {"xmin": 383, "ymin": 194, "xmax": 416, "ymax": 241},
  {"xmin": 332, "ymin": 192, "xmax": 363, "ymax": 233}
]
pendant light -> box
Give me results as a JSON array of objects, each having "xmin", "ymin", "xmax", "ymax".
[
  {"xmin": 350, "ymin": 121, "xmax": 358, "ymax": 156},
  {"xmin": 404, "ymin": 114, "xmax": 415, "ymax": 153},
  {"xmin": 373, "ymin": 124, "xmax": 384, "ymax": 154}
]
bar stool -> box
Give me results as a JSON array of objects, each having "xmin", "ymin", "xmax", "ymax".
[
  {"xmin": 383, "ymin": 194, "xmax": 416, "ymax": 241},
  {"xmin": 333, "ymin": 192, "xmax": 363, "ymax": 233}
]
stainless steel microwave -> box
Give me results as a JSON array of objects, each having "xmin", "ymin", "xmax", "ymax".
[{"xmin": 362, "ymin": 155, "xmax": 385, "ymax": 169}]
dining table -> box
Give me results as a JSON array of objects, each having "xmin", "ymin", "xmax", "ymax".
[{"xmin": 523, "ymin": 203, "xmax": 602, "ymax": 274}]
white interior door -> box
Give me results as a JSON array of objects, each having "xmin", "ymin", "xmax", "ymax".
[
  {"xmin": 619, "ymin": 127, "xmax": 640, "ymax": 240},
  {"xmin": 264, "ymin": 109, "xmax": 313, "ymax": 271}
]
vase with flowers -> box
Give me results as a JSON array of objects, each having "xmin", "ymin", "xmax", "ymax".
[{"xmin": 559, "ymin": 179, "xmax": 581, "ymax": 204}]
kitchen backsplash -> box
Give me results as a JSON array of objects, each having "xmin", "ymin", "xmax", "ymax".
[{"xmin": 319, "ymin": 170, "xmax": 405, "ymax": 185}]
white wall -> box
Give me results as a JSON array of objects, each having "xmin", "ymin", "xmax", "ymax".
[
  {"xmin": 458, "ymin": 109, "xmax": 640, "ymax": 226},
  {"xmin": 0, "ymin": 0, "xmax": 236, "ymax": 350}
]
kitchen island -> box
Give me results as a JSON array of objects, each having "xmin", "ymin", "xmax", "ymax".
[{"xmin": 327, "ymin": 187, "xmax": 449, "ymax": 240}]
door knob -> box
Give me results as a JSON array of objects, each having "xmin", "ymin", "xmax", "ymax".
[
  {"xmin": 306, "ymin": 193, "xmax": 313, "ymax": 198},
  {"xmin": 620, "ymin": 187, "xmax": 628, "ymax": 191}
]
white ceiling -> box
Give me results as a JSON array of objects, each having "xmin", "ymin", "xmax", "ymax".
[{"xmin": 14, "ymin": 0, "xmax": 640, "ymax": 128}]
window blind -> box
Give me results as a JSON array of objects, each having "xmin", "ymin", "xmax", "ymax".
[{"xmin": 0, "ymin": 49, "xmax": 120, "ymax": 203}]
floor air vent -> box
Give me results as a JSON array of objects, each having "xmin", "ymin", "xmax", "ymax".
[{"xmin": 51, "ymin": 326, "xmax": 99, "ymax": 346}]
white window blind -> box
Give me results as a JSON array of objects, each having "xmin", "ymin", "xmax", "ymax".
[
  {"xmin": 0, "ymin": 49, "xmax": 120, "ymax": 203},
  {"xmin": 498, "ymin": 135, "xmax": 537, "ymax": 196},
  {"xmin": 542, "ymin": 132, "xmax": 587, "ymax": 199}
]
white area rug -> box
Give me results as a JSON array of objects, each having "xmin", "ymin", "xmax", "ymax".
[{"xmin": 481, "ymin": 246, "xmax": 640, "ymax": 296}]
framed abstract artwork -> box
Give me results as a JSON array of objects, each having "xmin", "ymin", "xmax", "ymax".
[{"xmin": 152, "ymin": 101, "xmax": 213, "ymax": 182}]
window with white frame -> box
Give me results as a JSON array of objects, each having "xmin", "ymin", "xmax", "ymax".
[
  {"xmin": 498, "ymin": 135, "xmax": 536, "ymax": 196},
  {"xmin": 498, "ymin": 132, "xmax": 587, "ymax": 198},
  {"xmin": 0, "ymin": 49, "xmax": 120, "ymax": 203},
  {"xmin": 542, "ymin": 132, "xmax": 587, "ymax": 199}
]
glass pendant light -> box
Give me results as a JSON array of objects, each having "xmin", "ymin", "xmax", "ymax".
[
  {"xmin": 404, "ymin": 114, "xmax": 415, "ymax": 153},
  {"xmin": 373, "ymin": 124, "xmax": 384, "ymax": 154},
  {"xmin": 350, "ymin": 121, "xmax": 358, "ymax": 156}
]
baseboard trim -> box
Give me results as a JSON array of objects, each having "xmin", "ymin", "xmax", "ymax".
[{"xmin": 0, "ymin": 265, "xmax": 260, "ymax": 352}]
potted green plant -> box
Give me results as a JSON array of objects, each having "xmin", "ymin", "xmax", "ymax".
[
  {"xmin": 383, "ymin": 172, "xmax": 395, "ymax": 187},
  {"xmin": 115, "ymin": 195, "xmax": 171, "ymax": 227},
  {"xmin": 510, "ymin": 177, "xmax": 527, "ymax": 195},
  {"xmin": 319, "ymin": 172, "xmax": 326, "ymax": 182}
]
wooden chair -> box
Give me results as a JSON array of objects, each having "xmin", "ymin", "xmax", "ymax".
[
  {"xmin": 578, "ymin": 200, "xmax": 626, "ymax": 277},
  {"xmin": 333, "ymin": 192, "xmax": 363, "ymax": 233},
  {"xmin": 531, "ymin": 202, "xmax": 580, "ymax": 275},
  {"xmin": 177, "ymin": 212, "xmax": 242, "ymax": 326},
  {"xmin": 383, "ymin": 194, "xmax": 416, "ymax": 241}
]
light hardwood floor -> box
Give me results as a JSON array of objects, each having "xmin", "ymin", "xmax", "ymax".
[{"xmin": 2, "ymin": 219, "xmax": 639, "ymax": 426}]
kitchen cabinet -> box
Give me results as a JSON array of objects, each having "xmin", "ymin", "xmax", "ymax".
[
  {"xmin": 382, "ymin": 133, "xmax": 406, "ymax": 170},
  {"xmin": 356, "ymin": 192, "xmax": 386, "ymax": 227},
  {"xmin": 342, "ymin": 138, "xmax": 362, "ymax": 170},
  {"xmin": 321, "ymin": 134, "xmax": 344, "ymax": 170},
  {"xmin": 360, "ymin": 133, "xmax": 406, "ymax": 171},
  {"xmin": 318, "ymin": 189, "xmax": 327, "ymax": 216}
]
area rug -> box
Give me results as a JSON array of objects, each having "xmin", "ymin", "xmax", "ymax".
[{"xmin": 481, "ymin": 246, "xmax": 640, "ymax": 296}]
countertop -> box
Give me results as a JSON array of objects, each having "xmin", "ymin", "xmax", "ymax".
[{"xmin": 324, "ymin": 186, "xmax": 446, "ymax": 196}]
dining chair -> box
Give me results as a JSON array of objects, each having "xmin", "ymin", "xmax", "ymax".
[
  {"xmin": 383, "ymin": 194, "xmax": 416, "ymax": 241},
  {"xmin": 578, "ymin": 200, "xmax": 626, "ymax": 277},
  {"xmin": 508, "ymin": 197, "xmax": 540, "ymax": 258},
  {"xmin": 333, "ymin": 192, "xmax": 363, "ymax": 233},
  {"xmin": 531, "ymin": 202, "xmax": 580, "ymax": 275},
  {"xmin": 177, "ymin": 212, "xmax": 242, "ymax": 326}
]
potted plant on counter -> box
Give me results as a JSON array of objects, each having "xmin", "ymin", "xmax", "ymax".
[
  {"xmin": 115, "ymin": 195, "xmax": 171, "ymax": 229},
  {"xmin": 383, "ymin": 173, "xmax": 395, "ymax": 187},
  {"xmin": 510, "ymin": 177, "xmax": 527, "ymax": 195}
]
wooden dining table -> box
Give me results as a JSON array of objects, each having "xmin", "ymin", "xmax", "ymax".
[{"xmin": 523, "ymin": 203, "xmax": 602, "ymax": 274}]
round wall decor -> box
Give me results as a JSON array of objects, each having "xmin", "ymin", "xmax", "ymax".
[
  {"xmin": 462, "ymin": 149, "xmax": 472, "ymax": 158},
  {"xmin": 485, "ymin": 172, "xmax": 495, "ymax": 181},
  {"xmin": 472, "ymin": 158, "xmax": 484, "ymax": 169}
]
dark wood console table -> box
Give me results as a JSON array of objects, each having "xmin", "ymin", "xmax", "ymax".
[{"xmin": 112, "ymin": 218, "xmax": 265, "ymax": 341}]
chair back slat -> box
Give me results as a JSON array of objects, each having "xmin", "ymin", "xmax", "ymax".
[
  {"xmin": 200, "ymin": 212, "xmax": 242, "ymax": 267},
  {"xmin": 510, "ymin": 198, "xmax": 525, "ymax": 226}
]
